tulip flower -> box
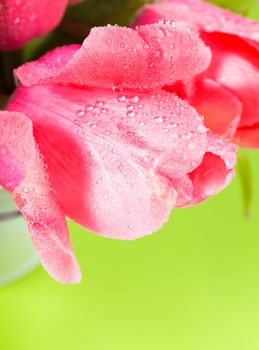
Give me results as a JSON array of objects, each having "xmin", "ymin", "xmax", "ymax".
[
  {"xmin": 1, "ymin": 23, "xmax": 236, "ymax": 283},
  {"xmin": 134, "ymin": 0, "xmax": 259, "ymax": 149},
  {"xmin": 0, "ymin": 0, "xmax": 79, "ymax": 50}
]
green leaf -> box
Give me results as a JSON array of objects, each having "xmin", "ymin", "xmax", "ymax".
[
  {"xmin": 207, "ymin": 0, "xmax": 258, "ymax": 17},
  {"xmin": 237, "ymin": 149, "xmax": 253, "ymax": 217}
]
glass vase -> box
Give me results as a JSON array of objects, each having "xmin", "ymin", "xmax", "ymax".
[{"xmin": 0, "ymin": 188, "xmax": 39, "ymax": 287}]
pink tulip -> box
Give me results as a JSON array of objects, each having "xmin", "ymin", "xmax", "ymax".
[
  {"xmin": 0, "ymin": 0, "xmax": 78, "ymax": 50},
  {"xmin": 134, "ymin": 0, "xmax": 259, "ymax": 149},
  {"xmin": 2, "ymin": 23, "xmax": 236, "ymax": 283}
]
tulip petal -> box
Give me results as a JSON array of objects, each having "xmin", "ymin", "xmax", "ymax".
[
  {"xmin": 8, "ymin": 85, "xmax": 216, "ymax": 239},
  {"xmin": 0, "ymin": 0, "xmax": 69, "ymax": 50},
  {"xmin": 166, "ymin": 0, "xmax": 259, "ymax": 45},
  {"xmin": 187, "ymin": 78, "xmax": 242, "ymax": 139},
  {"xmin": 0, "ymin": 111, "xmax": 81, "ymax": 283},
  {"xmin": 135, "ymin": 0, "xmax": 259, "ymax": 140},
  {"xmin": 235, "ymin": 124, "xmax": 259, "ymax": 149},
  {"xmin": 15, "ymin": 23, "xmax": 211, "ymax": 90},
  {"xmin": 187, "ymin": 132, "xmax": 237, "ymax": 205},
  {"xmin": 200, "ymin": 32, "xmax": 259, "ymax": 128}
]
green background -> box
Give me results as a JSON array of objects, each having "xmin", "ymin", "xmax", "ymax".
[
  {"xmin": 1, "ymin": 1, "xmax": 259, "ymax": 349},
  {"xmin": 0, "ymin": 151, "xmax": 258, "ymax": 350}
]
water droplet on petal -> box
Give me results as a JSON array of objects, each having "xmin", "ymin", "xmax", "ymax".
[
  {"xmin": 182, "ymin": 135, "xmax": 191, "ymax": 140},
  {"xmin": 95, "ymin": 101, "xmax": 104, "ymax": 107},
  {"xmin": 117, "ymin": 95, "xmax": 127, "ymax": 103},
  {"xmin": 76, "ymin": 109, "xmax": 86, "ymax": 117},
  {"xmin": 130, "ymin": 96, "xmax": 139, "ymax": 103},
  {"xmin": 136, "ymin": 121, "xmax": 145, "ymax": 126},
  {"xmin": 127, "ymin": 105, "xmax": 134, "ymax": 111},
  {"xmin": 127, "ymin": 111, "xmax": 136, "ymax": 118},
  {"xmin": 154, "ymin": 116, "xmax": 163, "ymax": 124},
  {"xmin": 86, "ymin": 104, "xmax": 94, "ymax": 111}
]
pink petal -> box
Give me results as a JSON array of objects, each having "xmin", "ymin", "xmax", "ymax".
[
  {"xmin": 0, "ymin": 111, "xmax": 81, "ymax": 284},
  {"xmin": 15, "ymin": 23, "xmax": 211, "ymax": 90},
  {"xmin": 187, "ymin": 78, "xmax": 242, "ymax": 139},
  {"xmin": 200, "ymin": 32, "xmax": 259, "ymax": 129},
  {"xmin": 166, "ymin": 0, "xmax": 259, "ymax": 46},
  {"xmin": 134, "ymin": 0, "xmax": 259, "ymax": 144},
  {"xmin": 235, "ymin": 125, "xmax": 259, "ymax": 149},
  {"xmin": 0, "ymin": 0, "xmax": 69, "ymax": 50},
  {"xmin": 15, "ymin": 45, "xmax": 80, "ymax": 86},
  {"xmin": 8, "ymin": 85, "xmax": 214, "ymax": 239},
  {"xmin": 187, "ymin": 132, "xmax": 237, "ymax": 206},
  {"xmin": 134, "ymin": 2, "xmax": 198, "ymax": 30}
]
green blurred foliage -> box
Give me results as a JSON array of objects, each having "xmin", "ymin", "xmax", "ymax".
[
  {"xmin": 66, "ymin": 0, "xmax": 154, "ymax": 26},
  {"xmin": 237, "ymin": 150, "xmax": 253, "ymax": 217},
  {"xmin": 208, "ymin": 0, "xmax": 258, "ymax": 16}
]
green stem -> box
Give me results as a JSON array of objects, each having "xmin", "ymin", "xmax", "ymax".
[{"xmin": 237, "ymin": 149, "xmax": 253, "ymax": 217}]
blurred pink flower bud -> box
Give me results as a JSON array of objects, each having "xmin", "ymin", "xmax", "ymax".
[{"xmin": 0, "ymin": 0, "xmax": 75, "ymax": 50}]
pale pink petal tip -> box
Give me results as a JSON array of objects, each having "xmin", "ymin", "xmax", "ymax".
[
  {"xmin": 187, "ymin": 132, "xmax": 237, "ymax": 206},
  {"xmin": 0, "ymin": 111, "xmax": 81, "ymax": 284}
]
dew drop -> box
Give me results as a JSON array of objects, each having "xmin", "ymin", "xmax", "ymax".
[
  {"xmin": 127, "ymin": 111, "xmax": 136, "ymax": 118},
  {"xmin": 95, "ymin": 101, "xmax": 104, "ymax": 107},
  {"xmin": 130, "ymin": 96, "xmax": 139, "ymax": 103},
  {"xmin": 76, "ymin": 109, "xmax": 85, "ymax": 117},
  {"xmin": 136, "ymin": 121, "xmax": 145, "ymax": 126},
  {"xmin": 154, "ymin": 116, "xmax": 163, "ymax": 124},
  {"xmin": 86, "ymin": 104, "xmax": 94, "ymax": 111},
  {"xmin": 117, "ymin": 95, "xmax": 127, "ymax": 103},
  {"xmin": 127, "ymin": 105, "xmax": 134, "ymax": 111}
]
